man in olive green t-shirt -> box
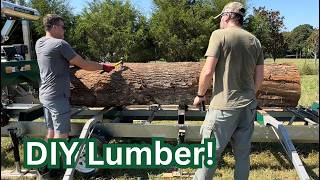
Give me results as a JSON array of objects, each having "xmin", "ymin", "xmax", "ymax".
[{"xmin": 193, "ymin": 2, "xmax": 264, "ymax": 180}]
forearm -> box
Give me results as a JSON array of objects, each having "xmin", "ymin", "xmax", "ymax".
[
  {"xmin": 198, "ymin": 68, "xmax": 213, "ymax": 96},
  {"xmin": 81, "ymin": 60, "xmax": 103, "ymax": 71},
  {"xmin": 254, "ymin": 65, "xmax": 264, "ymax": 92},
  {"xmin": 198, "ymin": 57, "xmax": 217, "ymax": 96},
  {"xmin": 254, "ymin": 76, "xmax": 263, "ymax": 92},
  {"xmin": 70, "ymin": 55, "xmax": 103, "ymax": 71}
]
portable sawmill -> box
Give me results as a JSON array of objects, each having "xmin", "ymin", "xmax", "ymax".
[{"xmin": 0, "ymin": 1, "xmax": 318, "ymax": 180}]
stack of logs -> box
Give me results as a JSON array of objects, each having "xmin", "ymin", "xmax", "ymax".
[{"xmin": 70, "ymin": 62, "xmax": 301, "ymax": 108}]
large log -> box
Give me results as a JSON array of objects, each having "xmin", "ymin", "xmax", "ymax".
[{"xmin": 70, "ymin": 63, "xmax": 301, "ymax": 107}]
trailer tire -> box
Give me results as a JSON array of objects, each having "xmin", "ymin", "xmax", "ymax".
[{"xmin": 74, "ymin": 133, "xmax": 107, "ymax": 176}]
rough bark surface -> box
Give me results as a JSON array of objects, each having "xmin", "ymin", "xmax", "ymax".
[
  {"xmin": 257, "ymin": 63, "xmax": 301, "ymax": 107},
  {"xmin": 70, "ymin": 62, "xmax": 301, "ymax": 107}
]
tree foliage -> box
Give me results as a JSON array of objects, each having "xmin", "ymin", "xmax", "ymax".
[
  {"xmin": 71, "ymin": 0, "xmax": 154, "ymax": 62},
  {"xmin": 3, "ymin": 0, "xmax": 317, "ymax": 62},
  {"xmin": 245, "ymin": 7, "xmax": 286, "ymax": 61},
  {"xmin": 149, "ymin": 0, "xmax": 245, "ymax": 61},
  {"xmin": 28, "ymin": 0, "xmax": 75, "ymax": 41},
  {"xmin": 287, "ymin": 24, "xmax": 314, "ymax": 58},
  {"xmin": 306, "ymin": 29, "xmax": 319, "ymax": 60}
]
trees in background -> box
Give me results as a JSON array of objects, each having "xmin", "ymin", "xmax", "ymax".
[
  {"xmin": 27, "ymin": 0, "xmax": 75, "ymax": 59},
  {"xmin": 149, "ymin": 0, "xmax": 212, "ymax": 61},
  {"xmin": 306, "ymin": 29, "xmax": 319, "ymax": 61},
  {"xmin": 2, "ymin": 0, "xmax": 317, "ymax": 61},
  {"xmin": 286, "ymin": 24, "xmax": 314, "ymax": 58},
  {"xmin": 28, "ymin": 0, "xmax": 75, "ymax": 42},
  {"xmin": 149, "ymin": 0, "xmax": 246, "ymax": 61},
  {"xmin": 70, "ymin": 0, "xmax": 154, "ymax": 62},
  {"xmin": 245, "ymin": 7, "xmax": 286, "ymax": 62}
]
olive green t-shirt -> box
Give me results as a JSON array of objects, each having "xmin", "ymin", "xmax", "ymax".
[{"xmin": 205, "ymin": 27, "xmax": 264, "ymax": 110}]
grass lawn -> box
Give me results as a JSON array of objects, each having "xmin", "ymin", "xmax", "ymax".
[
  {"xmin": 1, "ymin": 137, "xmax": 318, "ymax": 180},
  {"xmin": 1, "ymin": 58, "xmax": 319, "ymax": 179},
  {"xmin": 299, "ymin": 75, "xmax": 319, "ymax": 106},
  {"xmin": 264, "ymin": 58, "xmax": 319, "ymax": 74}
]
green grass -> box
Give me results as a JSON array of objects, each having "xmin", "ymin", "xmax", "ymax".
[
  {"xmin": 1, "ymin": 137, "xmax": 318, "ymax": 180},
  {"xmin": 299, "ymin": 75, "xmax": 319, "ymax": 106},
  {"xmin": 265, "ymin": 58, "xmax": 319, "ymax": 74},
  {"xmin": 265, "ymin": 58, "xmax": 319, "ymax": 76}
]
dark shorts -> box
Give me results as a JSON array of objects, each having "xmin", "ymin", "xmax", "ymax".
[{"xmin": 41, "ymin": 97, "xmax": 71, "ymax": 134}]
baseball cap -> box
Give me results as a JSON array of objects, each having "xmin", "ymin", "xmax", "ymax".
[{"xmin": 214, "ymin": 2, "xmax": 245, "ymax": 19}]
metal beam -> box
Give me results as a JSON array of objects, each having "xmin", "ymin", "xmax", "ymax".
[
  {"xmin": 1, "ymin": 20, "xmax": 16, "ymax": 43},
  {"xmin": 22, "ymin": 20, "xmax": 31, "ymax": 60},
  {"xmin": 257, "ymin": 110, "xmax": 311, "ymax": 180},
  {"xmin": 2, "ymin": 122, "xmax": 318, "ymax": 143},
  {"xmin": 70, "ymin": 106, "xmax": 294, "ymax": 121}
]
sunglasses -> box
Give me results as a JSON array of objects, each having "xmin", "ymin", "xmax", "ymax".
[{"xmin": 220, "ymin": 12, "xmax": 230, "ymax": 19}]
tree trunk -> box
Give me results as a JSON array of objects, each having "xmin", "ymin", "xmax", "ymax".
[{"xmin": 70, "ymin": 63, "xmax": 301, "ymax": 108}]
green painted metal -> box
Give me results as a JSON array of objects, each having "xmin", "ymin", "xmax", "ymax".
[
  {"xmin": 1, "ymin": 59, "xmax": 40, "ymax": 87},
  {"xmin": 256, "ymin": 111, "xmax": 264, "ymax": 125},
  {"xmin": 311, "ymin": 101, "xmax": 319, "ymax": 112}
]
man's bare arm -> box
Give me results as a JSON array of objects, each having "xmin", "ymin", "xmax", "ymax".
[
  {"xmin": 197, "ymin": 56, "xmax": 218, "ymax": 95},
  {"xmin": 69, "ymin": 55, "xmax": 103, "ymax": 71},
  {"xmin": 254, "ymin": 65, "xmax": 264, "ymax": 92}
]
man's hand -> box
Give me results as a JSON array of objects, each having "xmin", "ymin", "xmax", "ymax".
[
  {"xmin": 102, "ymin": 64, "xmax": 115, "ymax": 73},
  {"xmin": 193, "ymin": 96, "xmax": 205, "ymax": 107}
]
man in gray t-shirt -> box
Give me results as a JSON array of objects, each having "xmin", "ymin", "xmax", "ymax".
[
  {"xmin": 36, "ymin": 37, "xmax": 76, "ymax": 100},
  {"xmin": 35, "ymin": 14, "xmax": 116, "ymax": 140}
]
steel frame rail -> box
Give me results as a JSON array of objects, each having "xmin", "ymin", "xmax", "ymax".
[
  {"xmin": 257, "ymin": 110, "xmax": 311, "ymax": 180},
  {"xmin": 1, "ymin": 122, "xmax": 319, "ymax": 143}
]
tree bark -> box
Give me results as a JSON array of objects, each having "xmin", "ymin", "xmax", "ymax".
[
  {"xmin": 256, "ymin": 63, "xmax": 301, "ymax": 107},
  {"xmin": 70, "ymin": 62, "xmax": 301, "ymax": 108}
]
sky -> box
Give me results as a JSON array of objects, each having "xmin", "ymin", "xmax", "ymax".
[{"xmin": 70, "ymin": 0, "xmax": 319, "ymax": 31}]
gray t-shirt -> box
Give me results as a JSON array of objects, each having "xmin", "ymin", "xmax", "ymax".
[{"xmin": 35, "ymin": 37, "xmax": 77, "ymax": 100}]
